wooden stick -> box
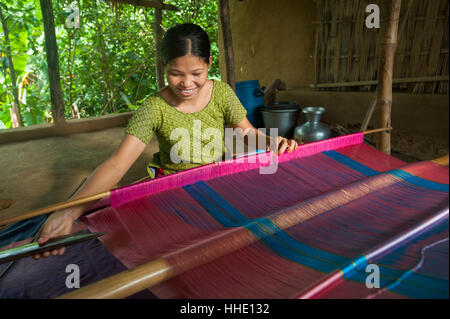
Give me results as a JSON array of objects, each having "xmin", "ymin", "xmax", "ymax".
[
  {"xmin": 0, "ymin": 191, "xmax": 110, "ymax": 227},
  {"xmin": 263, "ymin": 78, "xmax": 286, "ymax": 105},
  {"xmin": 363, "ymin": 127, "xmax": 393, "ymax": 135}
]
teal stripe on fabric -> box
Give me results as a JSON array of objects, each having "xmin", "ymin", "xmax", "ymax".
[
  {"xmin": 389, "ymin": 169, "xmax": 449, "ymax": 192},
  {"xmin": 186, "ymin": 181, "xmax": 349, "ymax": 272},
  {"xmin": 324, "ymin": 150, "xmax": 449, "ymax": 192},
  {"xmin": 183, "ymin": 181, "xmax": 448, "ymax": 298},
  {"xmin": 344, "ymin": 261, "xmax": 448, "ymax": 299},
  {"xmin": 323, "ymin": 150, "xmax": 378, "ymax": 176}
]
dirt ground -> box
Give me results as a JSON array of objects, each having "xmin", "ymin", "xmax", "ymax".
[{"xmin": 0, "ymin": 127, "xmax": 159, "ymax": 223}]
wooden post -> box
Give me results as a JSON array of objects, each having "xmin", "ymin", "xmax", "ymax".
[
  {"xmin": 154, "ymin": 1, "xmax": 165, "ymax": 90},
  {"xmin": 376, "ymin": 0, "xmax": 402, "ymax": 155},
  {"xmin": 0, "ymin": 6, "xmax": 24, "ymax": 127},
  {"xmin": 40, "ymin": 0, "xmax": 66, "ymax": 124},
  {"xmin": 218, "ymin": 0, "xmax": 235, "ymax": 91}
]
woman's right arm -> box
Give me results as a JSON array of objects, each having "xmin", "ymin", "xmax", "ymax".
[{"xmin": 33, "ymin": 134, "xmax": 147, "ymax": 259}]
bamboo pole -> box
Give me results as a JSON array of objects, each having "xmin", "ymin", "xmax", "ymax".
[
  {"xmin": 311, "ymin": 75, "xmax": 449, "ymax": 89},
  {"xmin": 363, "ymin": 127, "xmax": 393, "ymax": 135},
  {"xmin": 0, "ymin": 191, "xmax": 110, "ymax": 227},
  {"xmin": 218, "ymin": 0, "xmax": 236, "ymax": 91},
  {"xmin": 360, "ymin": 0, "xmax": 413, "ymax": 133},
  {"xmin": 377, "ymin": 0, "xmax": 402, "ymax": 155}
]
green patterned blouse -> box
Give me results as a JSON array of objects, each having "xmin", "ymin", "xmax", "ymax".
[{"xmin": 125, "ymin": 79, "xmax": 247, "ymax": 177}]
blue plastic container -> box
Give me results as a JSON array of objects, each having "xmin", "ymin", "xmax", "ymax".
[{"xmin": 235, "ymin": 80, "xmax": 265, "ymax": 128}]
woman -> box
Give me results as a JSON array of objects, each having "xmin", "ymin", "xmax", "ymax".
[{"xmin": 34, "ymin": 23, "xmax": 298, "ymax": 259}]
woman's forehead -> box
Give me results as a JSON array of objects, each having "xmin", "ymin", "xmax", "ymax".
[{"xmin": 167, "ymin": 54, "xmax": 209, "ymax": 71}]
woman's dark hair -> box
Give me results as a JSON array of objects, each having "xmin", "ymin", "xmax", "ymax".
[{"xmin": 161, "ymin": 23, "xmax": 211, "ymax": 65}]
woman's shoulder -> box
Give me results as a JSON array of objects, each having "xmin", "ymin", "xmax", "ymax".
[
  {"xmin": 140, "ymin": 93, "xmax": 165, "ymax": 110},
  {"xmin": 212, "ymin": 79, "xmax": 232, "ymax": 92}
]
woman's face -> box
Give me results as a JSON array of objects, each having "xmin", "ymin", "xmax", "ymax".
[{"xmin": 165, "ymin": 54, "xmax": 212, "ymax": 101}]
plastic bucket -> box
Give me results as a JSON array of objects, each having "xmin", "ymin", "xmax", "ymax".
[
  {"xmin": 235, "ymin": 80, "xmax": 265, "ymax": 128},
  {"xmin": 260, "ymin": 102, "xmax": 300, "ymax": 138}
]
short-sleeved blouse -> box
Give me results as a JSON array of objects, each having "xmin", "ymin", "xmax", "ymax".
[{"xmin": 125, "ymin": 79, "xmax": 247, "ymax": 177}]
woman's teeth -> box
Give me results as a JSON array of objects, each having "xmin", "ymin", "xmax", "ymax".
[{"xmin": 182, "ymin": 89, "xmax": 194, "ymax": 93}]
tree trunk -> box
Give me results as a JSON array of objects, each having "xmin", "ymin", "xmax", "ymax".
[
  {"xmin": 92, "ymin": 0, "xmax": 114, "ymax": 114},
  {"xmin": 0, "ymin": 6, "xmax": 23, "ymax": 127},
  {"xmin": 154, "ymin": 1, "xmax": 165, "ymax": 90},
  {"xmin": 218, "ymin": 0, "xmax": 235, "ymax": 91},
  {"xmin": 40, "ymin": 0, "xmax": 66, "ymax": 124},
  {"xmin": 376, "ymin": 0, "xmax": 402, "ymax": 155}
]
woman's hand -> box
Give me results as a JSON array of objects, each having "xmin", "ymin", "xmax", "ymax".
[
  {"xmin": 32, "ymin": 209, "xmax": 77, "ymax": 259},
  {"xmin": 267, "ymin": 136, "xmax": 299, "ymax": 155}
]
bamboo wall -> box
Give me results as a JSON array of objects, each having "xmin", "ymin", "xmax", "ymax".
[{"xmin": 313, "ymin": 0, "xmax": 449, "ymax": 94}]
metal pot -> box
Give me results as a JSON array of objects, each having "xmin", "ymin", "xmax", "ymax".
[
  {"xmin": 294, "ymin": 107, "xmax": 331, "ymax": 143},
  {"xmin": 260, "ymin": 102, "xmax": 300, "ymax": 138}
]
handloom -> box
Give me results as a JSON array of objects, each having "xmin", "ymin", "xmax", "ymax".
[{"xmin": 0, "ymin": 133, "xmax": 448, "ymax": 299}]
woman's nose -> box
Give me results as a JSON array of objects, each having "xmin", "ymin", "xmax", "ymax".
[{"xmin": 181, "ymin": 77, "xmax": 193, "ymax": 87}]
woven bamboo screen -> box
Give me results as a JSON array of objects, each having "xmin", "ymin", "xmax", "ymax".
[{"xmin": 312, "ymin": 0, "xmax": 449, "ymax": 94}]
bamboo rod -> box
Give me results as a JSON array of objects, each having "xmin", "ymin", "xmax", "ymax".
[
  {"xmin": 311, "ymin": 75, "xmax": 449, "ymax": 88},
  {"xmin": 363, "ymin": 127, "xmax": 393, "ymax": 135},
  {"xmin": 59, "ymin": 258, "xmax": 171, "ymax": 299},
  {"xmin": 0, "ymin": 191, "xmax": 111, "ymax": 227}
]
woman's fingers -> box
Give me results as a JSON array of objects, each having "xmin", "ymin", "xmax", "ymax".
[
  {"xmin": 267, "ymin": 137, "xmax": 299, "ymax": 154},
  {"xmin": 287, "ymin": 139, "xmax": 298, "ymax": 152},
  {"xmin": 277, "ymin": 137, "xmax": 289, "ymax": 155}
]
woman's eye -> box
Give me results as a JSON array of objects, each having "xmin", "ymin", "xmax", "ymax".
[{"xmin": 193, "ymin": 74, "xmax": 201, "ymax": 77}]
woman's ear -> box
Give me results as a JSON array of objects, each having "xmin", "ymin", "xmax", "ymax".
[{"xmin": 208, "ymin": 56, "xmax": 213, "ymax": 67}]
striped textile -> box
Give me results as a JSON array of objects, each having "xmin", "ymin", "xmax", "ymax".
[{"xmin": 82, "ymin": 136, "xmax": 449, "ymax": 299}]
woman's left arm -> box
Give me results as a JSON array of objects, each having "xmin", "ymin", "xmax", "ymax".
[{"xmin": 231, "ymin": 117, "xmax": 298, "ymax": 155}]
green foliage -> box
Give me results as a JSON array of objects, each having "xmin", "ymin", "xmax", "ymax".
[{"xmin": 0, "ymin": 0, "xmax": 220, "ymax": 128}]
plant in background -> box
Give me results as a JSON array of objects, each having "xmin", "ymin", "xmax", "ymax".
[{"xmin": 0, "ymin": 0, "xmax": 220, "ymax": 128}]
